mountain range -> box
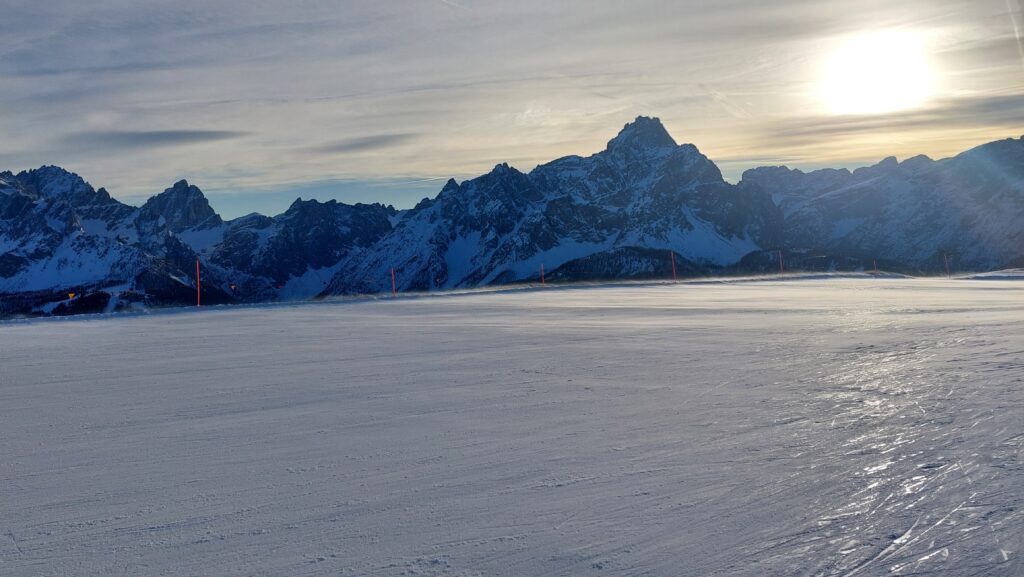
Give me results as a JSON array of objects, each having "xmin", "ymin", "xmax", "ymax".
[{"xmin": 2, "ymin": 116, "xmax": 1022, "ymax": 317}]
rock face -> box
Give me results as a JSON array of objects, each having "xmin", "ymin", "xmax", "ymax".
[
  {"xmin": 2, "ymin": 118, "xmax": 1023, "ymax": 317},
  {"xmin": 204, "ymin": 198, "xmax": 396, "ymax": 299},
  {"xmin": 138, "ymin": 180, "xmax": 223, "ymax": 235}
]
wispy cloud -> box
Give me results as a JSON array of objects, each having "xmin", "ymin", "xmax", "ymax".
[
  {"xmin": 758, "ymin": 94, "xmax": 1024, "ymax": 145},
  {"xmin": 311, "ymin": 134, "xmax": 419, "ymax": 154},
  {"xmin": 61, "ymin": 130, "xmax": 248, "ymax": 150}
]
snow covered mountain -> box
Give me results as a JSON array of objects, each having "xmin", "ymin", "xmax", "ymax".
[
  {"xmin": 0, "ymin": 169, "xmax": 236, "ymax": 316},
  {"xmin": 200, "ymin": 198, "xmax": 396, "ymax": 300},
  {"xmin": 3, "ymin": 117, "xmax": 1023, "ymax": 317},
  {"xmin": 323, "ymin": 117, "xmax": 781, "ymax": 293},
  {"xmin": 742, "ymin": 137, "xmax": 1024, "ymax": 272},
  {"xmin": 0, "ymin": 169, "xmax": 394, "ymax": 316}
]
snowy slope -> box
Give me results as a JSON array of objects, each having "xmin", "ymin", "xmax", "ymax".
[{"xmin": 1, "ymin": 279, "xmax": 1021, "ymax": 576}]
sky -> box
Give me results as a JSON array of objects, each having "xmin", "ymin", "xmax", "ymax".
[{"xmin": 2, "ymin": 0, "xmax": 1023, "ymax": 218}]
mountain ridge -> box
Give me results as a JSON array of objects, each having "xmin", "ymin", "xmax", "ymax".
[{"xmin": 3, "ymin": 117, "xmax": 1023, "ymax": 317}]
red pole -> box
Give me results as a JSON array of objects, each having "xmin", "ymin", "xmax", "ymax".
[
  {"xmin": 195, "ymin": 259, "xmax": 201, "ymax": 306},
  {"xmin": 540, "ymin": 263, "xmax": 546, "ymax": 286},
  {"xmin": 873, "ymin": 259, "xmax": 878, "ymax": 274},
  {"xmin": 778, "ymin": 250, "xmax": 785, "ymax": 275},
  {"xmin": 391, "ymin": 267, "xmax": 397, "ymax": 296},
  {"xmin": 670, "ymin": 251, "xmax": 677, "ymax": 281},
  {"xmin": 944, "ymin": 253, "xmax": 951, "ymax": 278}
]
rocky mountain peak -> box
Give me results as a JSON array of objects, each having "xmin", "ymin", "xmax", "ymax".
[
  {"xmin": 140, "ymin": 179, "xmax": 221, "ymax": 232},
  {"xmin": 606, "ymin": 116, "xmax": 677, "ymax": 154},
  {"xmin": 16, "ymin": 166, "xmax": 95, "ymax": 202},
  {"xmin": 489, "ymin": 162, "xmax": 516, "ymax": 176}
]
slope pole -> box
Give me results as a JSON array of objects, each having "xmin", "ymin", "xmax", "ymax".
[
  {"xmin": 196, "ymin": 259, "xmax": 201, "ymax": 307},
  {"xmin": 391, "ymin": 267, "xmax": 397, "ymax": 296},
  {"xmin": 778, "ymin": 250, "xmax": 785, "ymax": 275},
  {"xmin": 670, "ymin": 251, "xmax": 677, "ymax": 282},
  {"xmin": 540, "ymin": 263, "xmax": 546, "ymax": 286}
]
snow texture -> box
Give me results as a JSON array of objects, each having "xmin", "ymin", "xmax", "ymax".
[{"xmin": 1, "ymin": 278, "xmax": 1022, "ymax": 576}]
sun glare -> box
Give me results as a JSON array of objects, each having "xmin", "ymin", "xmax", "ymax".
[{"xmin": 818, "ymin": 30, "xmax": 936, "ymax": 116}]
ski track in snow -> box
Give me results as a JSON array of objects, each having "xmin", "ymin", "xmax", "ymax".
[{"xmin": 0, "ymin": 279, "xmax": 1021, "ymax": 576}]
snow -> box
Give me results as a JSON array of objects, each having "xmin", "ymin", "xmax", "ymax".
[
  {"xmin": 485, "ymin": 237, "xmax": 616, "ymax": 284},
  {"xmin": 1, "ymin": 278, "xmax": 1022, "ymax": 576},
  {"xmin": 78, "ymin": 219, "xmax": 110, "ymax": 236},
  {"xmin": 277, "ymin": 263, "xmax": 345, "ymax": 300},
  {"xmin": 443, "ymin": 230, "xmax": 482, "ymax": 287},
  {"xmin": 38, "ymin": 299, "xmax": 66, "ymax": 314},
  {"xmin": 0, "ymin": 235, "xmax": 21, "ymax": 253},
  {"xmin": 388, "ymin": 210, "xmax": 407, "ymax": 227},
  {"xmin": 665, "ymin": 208, "xmax": 758, "ymax": 265},
  {"xmin": 964, "ymin": 268, "xmax": 1024, "ymax": 280},
  {"xmin": 178, "ymin": 224, "xmax": 227, "ymax": 254},
  {"xmin": 0, "ymin": 234, "xmax": 133, "ymax": 293},
  {"xmin": 829, "ymin": 216, "xmax": 867, "ymax": 241}
]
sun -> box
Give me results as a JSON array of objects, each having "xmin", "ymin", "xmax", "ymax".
[{"xmin": 817, "ymin": 30, "xmax": 937, "ymax": 116}]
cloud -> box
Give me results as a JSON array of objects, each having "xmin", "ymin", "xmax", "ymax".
[
  {"xmin": 311, "ymin": 134, "xmax": 419, "ymax": 155},
  {"xmin": 61, "ymin": 130, "xmax": 248, "ymax": 150},
  {"xmin": 758, "ymin": 94, "xmax": 1024, "ymax": 145},
  {"xmin": 937, "ymin": 34, "xmax": 1024, "ymax": 72},
  {"xmin": 0, "ymin": 0, "xmax": 1017, "ymax": 217}
]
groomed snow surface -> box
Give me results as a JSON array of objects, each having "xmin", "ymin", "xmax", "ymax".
[{"xmin": 1, "ymin": 278, "xmax": 1022, "ymax": 576}]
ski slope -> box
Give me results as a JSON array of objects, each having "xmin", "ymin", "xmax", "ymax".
[{"xmin": 1, "ymin": 278, "xmax": 1022, "ymax": 576}]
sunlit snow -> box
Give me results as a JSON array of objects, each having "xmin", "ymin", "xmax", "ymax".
[{"xmin": 1, "ymin": 278, "xmax": 1021, "ymax": 576}]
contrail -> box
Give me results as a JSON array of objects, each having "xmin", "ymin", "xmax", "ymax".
[{"xmin": 1007, "ymin": 0, "xmax": 1024, "ymax": 73}]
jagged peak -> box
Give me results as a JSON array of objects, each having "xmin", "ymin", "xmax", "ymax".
[
  {"xmin": 141, "ymin": 178, "xmax": 220, "ymax": 231},
  {"xmin": 151, "ymin": 180, "xmax": 210, "ymax": 207},
  {"xmin": 286, "ymin": 196, "xmax": 340, "ymax": 212},
  {"xmin": 435, "ymin": 178, "xmax": 461, "ymax": 200},
  {"xmin": 14, "ymin": 165, "xmax": 92, "ymax": 200},
  {"xmin": 155, "ymin": 179, "xmax": 208, "ymax": 202},
  {"xmin": 24, "ymin": 165, "xmax": 81, "ymax": 180},
  {"xmin": 606, "ymin": 116, "xmax": 677, "ymax": 153},
  {"xmin": 489, "ymin": 162, "xmax": 516, "ymax": 176},
  {"xmin": 741, "ymin": 165, "xmax": 806, "ymax": 181}
]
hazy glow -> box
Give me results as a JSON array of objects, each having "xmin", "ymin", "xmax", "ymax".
[{"xmin": 818, "ymin": 30, "xmax": 937, "ymax": 116}]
